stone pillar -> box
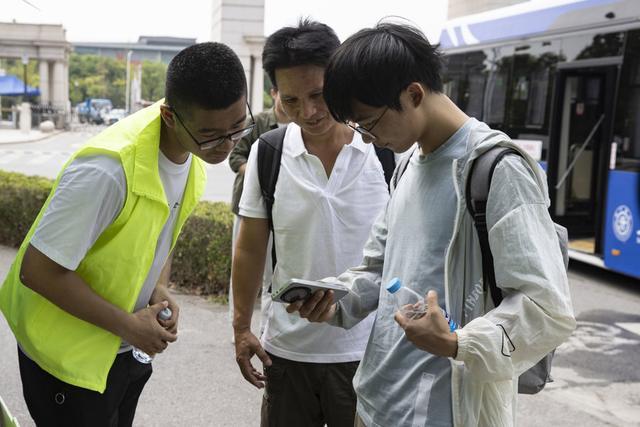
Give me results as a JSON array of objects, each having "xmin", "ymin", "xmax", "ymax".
[
  {"xmin": 19, "ymin": 102, "xmax": 31, "ymax": 133},
  {"xmin": 39, "ymin": 60, "xmax": 50, "ymax": 104},
  {"xmin": 51, "ymin": 61, "xmax": 65, "ymax": 110},
  {"xmin": 211, "ymin": 0, "xmax": 265, "ymax": 113},
  {"xmin": 250, "ymin": 53, "xmax": 263, "ymax": 113},
  {"xmin": 63, "ymin": 61, "xmax": 70, "ymax": 112}
]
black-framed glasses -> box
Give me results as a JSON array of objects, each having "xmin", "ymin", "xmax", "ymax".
[
  {"xmin": 171, "ymin": 103, "xmax": 256, "ymax": 151},
  {"xmin": 346, "ymin": 107, "xmax": 388, "ymax": 142}
]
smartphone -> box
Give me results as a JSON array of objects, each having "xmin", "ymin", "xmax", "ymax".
[{"xmin": 271, "ymin": 278, "xmax": 349, "ymax": 304}]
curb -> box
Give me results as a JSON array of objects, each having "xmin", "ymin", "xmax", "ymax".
[{"xmin": 0, "ymin": 130, "xmax": 65, "ymax": 145}]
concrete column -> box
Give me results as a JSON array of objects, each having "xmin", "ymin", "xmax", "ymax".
[
  {"xmin": 19, "ymin": 102, "xmax": 31, "ymax": 133},
  {"xmin": 211, "ymin": 0, "xmax": 265, "ymax": 113},
  {"xmin": 51, "ymin": 61, "xmax": 65, "ymax": 110},
  {"xmin": 62, "ymin": 61, "xmax": 70, "ymax": 112},
  {"xmin": 250, "ymin": 54, "xmax": 263, "ymax": 113},
  {"xmin": 38, "ymin": 60, "xmax": 50, "ymax": 104}
]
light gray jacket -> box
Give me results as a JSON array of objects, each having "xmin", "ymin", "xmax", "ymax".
[{"xmin": 332, "ymin": 120, "xmax": 576, "ymax": 426}]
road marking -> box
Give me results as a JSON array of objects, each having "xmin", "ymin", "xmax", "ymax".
[
  {"xmin": 559, "ymin": 321, "xmax": 640, "ymax": 355},
  {"xmin": 0, "ymin": 152, "xmax": 21, "ymax": 165},
  {"xmin": 616, "ymin": 322, "xmax": 640, "ymax": 337},
  {"xmin": 26, "ymin": 154, "xmax": 53, "ymax": 165},
  {"xmin": 544, "ymin": 381, "xmax": 640, "ymax": 426}
]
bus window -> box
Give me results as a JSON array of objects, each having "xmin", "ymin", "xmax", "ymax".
[
  {"xmin": 464, "ymin": 51, "xmax": 486, "ymax": 119},
  {"xmin": 506, "ymin": 41, "xmax": 562, "ymax": 132},
  {"xmin": 442, "ymin": 53, "xmax": 464, "ymax": 106},
  {"xmin": 613, "ymin": 30, "xmax": 640, "ymax": 171},
  {"xmin": 526, "ymin": 68, "xmax": 549, "ymax": 127},
  {"xmin": 484, "ymin": 46, "xmax": 511, "ymax": 128},
  {"xmin": 561, "ymin": 32, "xmax": 624, "ymax": 62},
  {"xmin": 442, "ymin": 52, "xmax": 486, "ymax": 119}
]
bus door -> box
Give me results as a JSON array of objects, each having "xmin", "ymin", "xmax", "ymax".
[{"xmin": 548, "ymin": 60, "xmax": 619, "ymax": 255}]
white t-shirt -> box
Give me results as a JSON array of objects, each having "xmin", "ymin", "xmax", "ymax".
[
  {"xmin": 30, "ymin": 151, "xmax": 192, "ymax": 352},
  {"xmin": 239, "ymin": 123, "xmax": 389, "ymax": 363}
]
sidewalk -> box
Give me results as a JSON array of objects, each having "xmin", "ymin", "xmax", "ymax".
[
  {"xmin": 0, "ymin": 128, "xmax": 64, "ymax": 145},
  {"xmin": 0, "ymin": 245, "xmax": 262, "ymax": 427}
]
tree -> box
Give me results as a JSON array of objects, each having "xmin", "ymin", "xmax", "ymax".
[
  {"xmin": 69, "ymin": 54, "xmax": 133, "ymax": 108},
  {"xmin": 68, "ymin": 54, "xmax": 169, "ymax": 107},
  {"xmin": 141, "ymin": 60, "xmax": 167, "ymax": 102},
  {"xmin": 0, "ymin": 58, "xmax": 40, "ymax": 107}
]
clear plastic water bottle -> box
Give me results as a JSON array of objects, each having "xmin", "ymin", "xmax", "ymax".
[
  {"xmin": 132, "ymin": 307, "xmax": 172, "ymax": 364},
  {"xmin": 385, "ymin": 278, "xmax": 458, "ymax": 332}
]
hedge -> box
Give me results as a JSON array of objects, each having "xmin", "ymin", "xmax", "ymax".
[
  {"xmin": 0, "ymin": 171, "xmax": 51, "ymax": 248},
  {"xmin": 0, "ymin": 170, "xmax": 233, "ymax": 295},
  {"xmin": 170, "ymin": 201, "xmax": 233, "ymax": 295}
]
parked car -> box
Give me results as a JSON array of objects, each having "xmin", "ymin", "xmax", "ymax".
[
  {"xmin": 76, "ymin": 98, "xmax": 113, "ymax": 124},
  {"xmin": 104, "ymin": 108, "xmax": 126, "ymax": 125},
  {"xmin": 76, "ymin": 102, "xmax": 89, "ymax": 123}
]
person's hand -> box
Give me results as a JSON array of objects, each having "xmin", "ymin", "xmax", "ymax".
[
  {"xmin": 234, "ymin": 328, "xmax": 272, "ymax": 389},
  {"xmin": 150, "ymin": 287, "xmax": 180, "ymax": 334},
  {"xmin": 286, "ymin": 290, "xmax": 337, "ymax": 323},
  {"xmin": 123, "ymin": 301, "xmax": 178, "ymax": 356},
  {"xmin": 394, "ymin": 290, "xmax": 458, "ymax": 358}
]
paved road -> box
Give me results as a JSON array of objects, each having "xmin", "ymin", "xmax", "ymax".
[
  {"xmin": 1, "ymin": 243, "xmax": 639, "ymax": 426},
  {"xmin": 0, "ymin": 125, "xmax": 236, "ymax": 203}
]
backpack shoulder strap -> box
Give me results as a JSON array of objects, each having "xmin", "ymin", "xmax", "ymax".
[
  {"xmin": 390, "ymin": 146, "xmax": 416, "ymax": 193},
  {"xmin": 257, "ymin": 126, "xmax": 287, "ymax": 276},
  {"xmin": 465, "ymin": 146, "xmax": 521, "ymax": 307},
  {"xmin": 373, "ymin": 146, "xmax": 396, "ymax": 190},
  {"xmin": 257, "ymin": 126, "xmax": 287, "ymax": 231}
]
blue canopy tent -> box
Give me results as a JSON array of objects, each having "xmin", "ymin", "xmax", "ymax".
[{"xmin": 0, "ymin": 74, "xmax": 40, "ymax": 96}]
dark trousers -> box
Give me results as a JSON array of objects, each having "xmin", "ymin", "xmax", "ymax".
[
  {"xmin": 18, "ymin": 346, "xmax": 152, "ymax": 427},
  {"xmin": 261, "ymin": 352, "xmax": 359, "ymax": 427}
]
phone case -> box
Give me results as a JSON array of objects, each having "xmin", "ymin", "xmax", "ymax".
[{"xmin": 271, "ymin": 278, "xmax": 349, "ymax": 304}]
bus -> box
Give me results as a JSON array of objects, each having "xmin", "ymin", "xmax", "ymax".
[{"xmin": 438, "ymin": 0, "xmax": 640, "ymax": 279}]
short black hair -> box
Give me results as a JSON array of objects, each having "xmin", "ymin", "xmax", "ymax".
[
  {"xmin": 165, "ymin": 42, "xmax": 246, "ymax": 113},
  {"xmin": 324, "ymin": 22, "xmax": 443, "ymax": 123},
  {"xmin": 262, "ymin": 19, "xmax": 340, "ymax": 88}
]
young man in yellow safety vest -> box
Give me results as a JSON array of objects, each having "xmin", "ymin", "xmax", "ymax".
[{"xmin": 0, "ymin": 42, "xmax": 254, "ymax": 426}]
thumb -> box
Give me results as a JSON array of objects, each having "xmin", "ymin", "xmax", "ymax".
[
  {"xmin": 394, "ymin": 310, "xmax": 409, "ymax": 329},
  {"xmin": 255, "ymin": 345, "xmax": 272, "ymax": 367},
  {"xmin": 426, "ymin": 290, "xmax": 439, "ymax": 313},
  {"xmin": 149, "ymin": 300, "xmax": 169, "ymax": 315}
]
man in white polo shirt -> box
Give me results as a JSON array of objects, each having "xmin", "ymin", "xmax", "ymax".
[{"xmin": 231, "ymin": 20, "xmax": 389, "ymax": 427}]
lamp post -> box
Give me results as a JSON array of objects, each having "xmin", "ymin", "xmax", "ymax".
[
  {"xmin": 125, "ymin": 50, "xmax": 133, "ymax": 113},
  {"xmin": 21, "ymin": 54, "xmax": 29, "ymax": 100}
]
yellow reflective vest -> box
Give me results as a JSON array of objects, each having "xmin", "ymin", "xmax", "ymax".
[{"xmin": 0, "ymin": 101, "xmax": 206, "ymax": 393}]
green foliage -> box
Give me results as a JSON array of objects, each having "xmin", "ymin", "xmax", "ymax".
[
  {"xmin": 0, "ymin": 58, "xmax": 40, "ymax": 106},
  {"xmin": 141, "ymin": 60, "xmax": 167, "ymax": 102},
  {"xmin": 0, "ymin": 58, "xmax": 40, "ymax": 89},
  {"xmin": 263, "ymin": 71, "xmax": 274, "ymax": 109},
  {"xmin": 171, "ymin": 201, "xmax": 234, "ymax": 295},
  {"xmin": 69, "ymin": 54, "xmax": 168, "ymax": 108},
  {"xmin": 70, "ymin": 54, "xmax": 124, "ymax": 107},
  {"xmin": 0, "ymin": 171, "xmax": 233, "ymax": 295},
  {"xmin": 263, "ymin": 91, "xmax": 273, "ymax": 109},
  {"xmin": 0, "ymin": 171, "xmax": 53, "ymax": 248}
]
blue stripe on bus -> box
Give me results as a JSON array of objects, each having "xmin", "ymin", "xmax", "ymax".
[
  {"xmin": 440, "ymin": 0, "xmax": 618, "ymax": 48},
  {"xmin": 604, "ymin": 170, "xmax": 640, "ymax": 279},
  {"xmin": 440, "ymin": 30, "xmax": 454, "ymax": 49}
]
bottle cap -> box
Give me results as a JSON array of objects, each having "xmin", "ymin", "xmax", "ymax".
[
  {"xmin": 385, "ymin": 278, "xmax": 402, "ymax": 294},
  {"xmin": 158, "ymin": 307, "xmax": 172, "ymax": 321}
]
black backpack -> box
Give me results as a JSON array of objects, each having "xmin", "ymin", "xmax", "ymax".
[
  {"xmin": 393, "ymin": 145, "xmax": 568, "ymax": 394},
  {"xmin": 257, "ymin": 125, "xmax": 396, "ymax": 274}
]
